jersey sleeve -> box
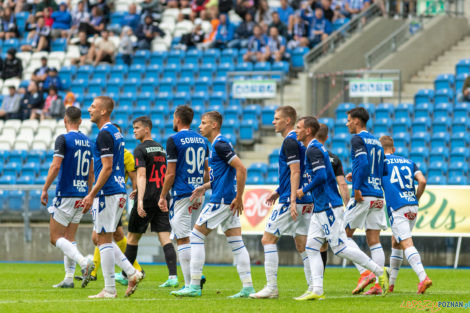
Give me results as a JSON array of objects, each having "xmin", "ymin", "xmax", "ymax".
[
  {"xmin": 351, "ymin": 135, "xmax": 367, "ymax": 158},
  {"xmin": 166, "ymin": 136, "xmax": 178, "ymax": 163},
  {"xmin": 413, "ymin": 162, "xmax": 421, "ymax": 177},
  {"xmin": 214, "ymin": 141, "xmax": 236, "ymax": 164},
  {"xmin": 124, "ymin": 149, "xmax": 136, "ymax": 173},
  {"xmin": 204, "ymin": 143, "xmax": 209, "ymax": 160},
  {"xmin": 53, "ymin": 135, "xmax": 66, "ymax": 158},
  {"xmin": 283, "ymin": 137, "xmax": 300, "ymax": 165},
  {"xmin": 307, "ymin": 146, "xmax": 325, "ymax": 172},
  {"xmin": 302, "ymin": 146, "xmax": 327, "ymax": 194},
  {"xmin": 96, "ymin": 130, "xmax": 114, "ymax": 158},
  {"xmin": 133, "ymin": 146, "xmax": 146, "ymax": 168},
  {"xmin": 332, "ymin": 154, "xmax": 344, "ymax": 177}
]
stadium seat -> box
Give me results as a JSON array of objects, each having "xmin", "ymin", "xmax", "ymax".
[
  {"xmin": 202, "ymin": 49, "xmax": 220, "ymax": 65},
  {"xmin": 7, "ymin": 190, "xmax": 24, "ymax": 211},
  {"xmin": 141, "ymin": 78, "xmax": 157, "ymax": 94},
  {"xmin": 432, "ymin": 117, "xmax": 451, "ymax": 133},
  {"xmin": 449, "ymin": 161, "xmax": 468, "ymax": 178},
  {"xmin": 88, "ymin": 78, "xmax": 104, "ymax": 94},
  {"xmin": 248, "ymin": 163, "xmax": 268, "ymax": 178},
  {"xmin": 236, "ymin": 62, "xmax": 253, "ymax": 72},
  {"xmin": 335, "ymin": 103, "xmax": 355, "ymax": 119},
  {"xmin": 291, "ymin": 47, "xmax": 309, "ymax": 68},
  {"xmin": 375, "ymin": 103, "xmax": 394, "ymax": 119},
  {"xmin": 334, "ymin": 118, "xmax": 348, "ymax": 135},
  {"xmin": 176, "ymin": 78, "xmax": 194, "ymax": 93},
  {"xmin": 392, "ymin": 118, "xmax": 411, "ymax": 134},
  {"xmin": 450, "ymin": 132, "xmax": 469, "ymax": 148},
  {"xmin": 268, "ymin": 149, "xmax": 280, "ymax": 164},
  {"xmin": 448, "ymin": 175, "xmax": 468, "ymax": 185},
  {"xmin": 414, "ymin": 102, "xmax": 433, "ymax": 119},
  {"xmin": 434, "ymin": 73, "xmax": 455, "ymax": 91},
  {"xmin": 243, "ymin": 105, "xmax": 261, "ymax": 121},
  {"xmin": 318, "ymin": 117, "xmax": 334, "ymax": 130},
  {"xmin": 450, "ymin": 147, "xmax": 469, "ymax": 163},
  {"xmin": 359, "ymin": 103, "xmax": 375, "ymax": 118},
  {"xmin": 246, "ymin": 175, "xmax": 265, "ymax": 185},
  {"xmin": 159, "ymin": 78, "xmax": 176, "ymax": 93},
  {"xmin": 412, "ymin": 118, "xmax": 431, "ymax": 133},
  {"xmin": 133, "ymin": 50, "xmax": 150, "ymax": 65},
  {"xmin": 332, "ymin": 133, "xmax": 350, "ymax": 150},
  {"xmin": 429, "ymin": 147, "xmax": 449, "ymax": 163},
  {"xmin": 374, "ymin": 118, "xmax": 391, "ymax": 134},
  {"xmin": 261, "ymin": 106, "xmax": 277, "ymax": 127},
  {"xmin": 411, "ymin": 132, "xmax": 430, "ymax": 148},
  {"xmin": 456, "ymin": 58, "xmax": 470, "ymax": 75},
  {"xmin": 414, "ymin": 89, "xmax": 434, "ymax": 105},
  {"xmin": 173, "ymin": 92, "xmax": 189, "ymax": 106},
  {"xmin": 184, "ymin": 49, "xmax": 201, "ymax": 65},
  {"xmin": 410, "ymin": 146, "xmax": 429, "ymax": 164},
  {"xmin": 217, "ymin": 63, "xmax": 234, "ymax": 78},
  {"xmin": 199, "ymin": 63, "xmax": 217, "ymax": 79},
  {"xmin": 194, "ymin": 77, "xmax": 212, "ymax": 93},
  {"xmin": 145, "ymin": 64, "xmax": 162, "ymax": 79},
  {"xmin": 430, "ymin": 132, "xmax": 450, "ymax": 149},
  {"xmin": 456, "ymin": 73, "xmax": 468, "ymax": 91},
  {"xmin": 427, "ymin": 175, "xmax": 447, "ymax": 185},
  {"xmin": 167, "ymin": 50, "xmax": 184, "ymax": 66},
  {"xmin": 428, "ymin": 161, "xmax": 448, "ymax": 179},
  {"xmin": 394, "ymin": 146, "xmax": 409, "ymax": 158},
  {"xmin": 434, "ymin": 89, "xmax": 454, "ymax": 105},
  {"xmin": 118, "ymin": 93, "xmax": 135, "ymax": 107},
  {"xmin": 180, "ymin": 64, "xmax": 198, "ymax": 80},
  {"xmin": 155, "ymin": 92, "xmax": 173, "ymax": 107},
  {"xmin": 239, "ymin": 121, "xmax": 255, "ymax": 144},
  {"xmin": 332, "ymin": 147, "xmax": 348, "ymax": 161},
  {"xmin": 9, "ymin": 150, "xmax": 25, "ymax": 164},
  {"xmin": 434, "ymin": 102, "xmax": 452, "ymax": 119},
  {"xmin": 106, "ymin": 78, "xmax": 123, "ymax": 94},
  {"xmin": 28, "ymin": 190, "xmax": 43, "ymax": 212}
]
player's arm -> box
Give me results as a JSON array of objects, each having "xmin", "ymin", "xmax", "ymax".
[
  {"xmin": 136, "ymin": 166, "xmax": 147, "ymax": 217},
  {"xmin": 203, "ymin": 159, "xmax": 209, "ymax": 183},
  {"xmin": 229, "ymin": 156, "xmax": 247, "ymax": 216},
  {"xmin": 297, "ymin": 147, "xmax": 326, "ymax": 198},
  {"xmin": 351, "ymin": 135, "xmax": 369, "ymax": 201},
  {"xmin": 128, "ymin": 170, "xmax": 137, "ymax": 192},
  {"xmin": 41, "ymin": 135, "xmax": 65, "ymax": 205},
  {"xmin": 159, "ymin": 137, "xmax": 176, "ymax": 211},
  {"xmin": 414, "ymin": 163, "xmax": 427, "ymax": 201},
  {"xmin": 284, "ymin": 137, "xmax": 301, "ymax": 220},
  {"xmin": 87, "ymin": 158, "xmax": 94, "ymax": 191},
  {"xmin": 334, "ymin": 156, "xmax": 350, "ymax": 205}
]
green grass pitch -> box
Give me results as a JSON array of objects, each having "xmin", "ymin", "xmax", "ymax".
[{"xmin": 0, "ymin": 263, "xmax": 468, "ymax": 313}]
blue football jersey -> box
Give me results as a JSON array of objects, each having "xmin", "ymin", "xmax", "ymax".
[
  {"xmin": 92, "ymin": 123, "xmax": 126, "ymax": 196},
  {"xmin": 167, "ymin": 129, "xmax": 209, "ymax": 200},
  {"xmin": 350, "ymin": 131, "xmax": 386, "ymax": 198},
  {"xmin": 54, "ymin": 130, "xmax": 92, "ymax": 197},
  {"xmin": 208, "ymin": 135, "xmax": 237, "ymax": 204},
  {"xmin": 382, "ymin": 154, "xmax": 420, "ymax": 214},
  {"xmin": 277, "ymin": 131, "xmax": 312, "ymax": 204}
]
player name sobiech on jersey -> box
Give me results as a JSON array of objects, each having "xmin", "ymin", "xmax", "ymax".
[{"xmin": 180, "ymin": 137, "xmax": 206, "ymax": 145}]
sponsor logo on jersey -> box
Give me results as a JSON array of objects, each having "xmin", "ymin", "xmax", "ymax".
[{"xmin": 73, "ymin": 179, "xmax": 87, "ymax": 193}]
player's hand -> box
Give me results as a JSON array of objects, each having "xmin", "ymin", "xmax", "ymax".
[
  {"xmin": 346, "ymin": 173, "xmax": 352, "ymax": 182},
  {"xmin": 296, "ymin": 188, "xmax": 304, "ymax": 199},
  {"xmin": 354, "ymin": 189, "xmax": 364, "ymax": 202},
  {"xmin": 158, "ymin": 197, "xmax": 168, "ymax": 212},
  {"xmin": 137, "ymin": 199, "xmax": 146, "ymax": 217},
  {"xmin": 230, "ymin": 197, "xmax": 243, "ymax": 216},
  {"xmin": 129, "ymin": 189, "xmax": 137, "ymax": 200},
  {"xmin": 190, "ymin": 185, "xmax": 205, "ymax": 202},
  {"xmin": 290, "ymin": 201, "xmax": 298, "ymax": 221},
  {"xmin": 81, "ymin": 194, "xmax": 94, "ymax": 214},
  {"xmin": 265, "ymin": 190, "xmax": 279, "ymax": 206},
  {"xmin": 40, "ymin": 190, "xmax": 48, "ymax": 206}
]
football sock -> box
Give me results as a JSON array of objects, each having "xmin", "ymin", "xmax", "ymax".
[
  {"xmin": 405, "ymin": 246, "xmax": 427, "ymax": 282},
  {"xmin": 300, "ymin": 251, "xmax": 312, "ymax": 287},
  {"xmin": 228, "ymin": 236, "xmax": 253, "ymax": 288},
  {"xmin": 119, "ymin": 237, "xmax": 142, "ymax": 272},
  {"xmin": 337, "ymin": 244, "xmax": 383, "ymax": 277},
  {"xmin": 320, "ymin": 250, "xmax": 328, "ymax": 269},
  {"xmin": 122, "ymin": 243, "xmax": 138, "ymax": 277},
  {"xmin": 306, "ymin": 248, "xmax": 324, "ymax": 295},
  {"xmin": 99, "ymin": 243, "xmax": 116, "ymax": 293},
  {"xmin": 264, "ymin": 244, "xmax": 278, "ymax": 289},
  {"xmin": 55, "ymin": 237, "xmax": 85, "ymax": 268},
  {"xmin": 370, "ymin": 243, "xmax": 385, "ymax": 268},
  {"xmin": 389, "ymin": 248, "xmax": 403, "ymax": 285},
  {"xmin": 116, "ymin": 236, "xmax": 127, "ymax": 253},
  {"xmin": 190, "ymin": 229, "xmax": 206, "ymax": 287},
  {"xmin": 112, "ymin": 242, "xmax": 136, "ymax": 277},
  {"xmin": 64, "ymin": 241, "xmax": 76, "ymax": 282},
  {"xmin": 163, "ymin": 243, "xmax": 178, "ymax": 277},
  {"xmin": 177, "ymin": 244, "xmax": 191, "ymax": 287},
  {"xmin": 91, "ymin": 246, "xmax": 100, "ymax": 277},
  {"xmin": 347, "ymin": 238, "xmax": 367, "ymax": 274}
]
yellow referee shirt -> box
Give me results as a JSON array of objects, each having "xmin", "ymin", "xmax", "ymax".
[{"xmin": 124, "ymin": 148, "xmax": 136, "ymax": 183}]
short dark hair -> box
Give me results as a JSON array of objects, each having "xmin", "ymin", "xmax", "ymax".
[
  {"xmin": 95, "ymin": 96, "xmax": 114, "ymax": 113},
  {"xmin": 174, "ymin": 105, "xmax": 194, "ymax": 126},
  {"xmin": 133, "ymin": 116, "xmax": 153, "ymax": 130},
  {"xmin": 202, "ymin": 111, "xmax": 223, "ymax": 128},
  {"xmin": 380, "ymin": 135, "xmax": 394, "ymax": 150},
  {"xmin": 347, "ymin": 107, "xmax": 369, "ymax": 126},
  {"xmin": 275, "ymin": 106, "xmax": 296, "ymax": 126},
  {"xmin": 65, "ymin": 106, "xmax": 81, "ymax": 124},
  {"xmin": 299, "ymin": 116, "xmax": 320, "ymax": 137},
  {"xmin": 316, "ymin": 123, "xmax": 329, "ymax": 141},
  {"xmin": 112, "ymin": 123, "xmax": 122, "ymax": 133}
]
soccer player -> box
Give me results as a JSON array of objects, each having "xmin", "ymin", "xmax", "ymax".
[
  {"xmin": 114, "ymin": 116, "xmax": 178, "ymax": 288},
  {"xmin": 82, "ymin": 96, "xmax": 143, "ymax": 298},
  {"xmin": 158, "ymin": 106, "xmax": 209, "ymax": 291},
  {"xmin": 173, "ymin": 111, "xmax": 255, "ymax": 298},
  {"xmin": 344, "ymin": 107, "xmax": 388, "ymax": 295},
  {"xmin": 379, "ymin": 136, "xmax": 432, "ymax": 294},
  {"xmin": 294, "ymin": 116, "xmax": 388, "ymax": 300},
  {"xmin": 250, "ymin": 106, "xmax": 313, "ymax": 299},
  {"xmin": 43, "ymin": 106, "xmax": 94, "ymax": 288}
]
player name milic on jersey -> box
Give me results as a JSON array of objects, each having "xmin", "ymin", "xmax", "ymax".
[{"xmin": 74, "ymin": 139, "xmax": 91, "ymax": 147}]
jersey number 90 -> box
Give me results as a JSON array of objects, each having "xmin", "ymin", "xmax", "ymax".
[{"xmin": 186, "ymin": 147, "xmax": 205, "ymax": 175}]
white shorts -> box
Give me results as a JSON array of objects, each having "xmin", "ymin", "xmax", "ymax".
[
  {"xmin": 48, "ymin": 197, "xmax": 84, "ymax": 227},
  {"xmin": 389, "ymin": 205, "xmax": 418, "ymax": 243},
  {"xmin": 308, "ymin": 207, "xmax": 348, "ymax": 248},
  {"xmin": 91, "ymin": 194, "xmax": 127, "ymax": 233},
  {"xmin": 196, "ymin": 202, "xmax": 241, "ymax": 232},
  {"xmin": 265, "ymin": 203, "xmax": 313, "ymax": 237},
  {"xmin": 169, "ymin": 196, "xmax": 204, "ymax": 239},
  {"xmin": 344, "ymin": 197, "xmax": 387, "ymax": 230}
]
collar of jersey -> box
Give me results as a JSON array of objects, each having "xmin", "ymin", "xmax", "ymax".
[
  {"xmin": 212, "ymin": 133, "xmax": 222, "ymax": 144},
  {"xmin": 307, "ymin": 138, "xmax": 318, "ymax": 147},
  {"xmin": 287, "ymin": 130, "xmax": 296, "ymax": 137},
  {"xmin": 69, "ymin": 129, "xmax": 79, "ymax": 133},
  {"xmin": 180, "ymin": 128, "xmax": 189, "ymax": 132},
  {"xmin": 100, "ymin": 122, "xmax": 111, "ymax": 130},
  {"xmin": 359, "ymin": 130, "xmax": 368, "ymax": 134}
]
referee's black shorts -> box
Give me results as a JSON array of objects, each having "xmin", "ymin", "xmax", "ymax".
[{"xmin": 128, "ymin": 202, "xmax": 171, "ymax": 234}]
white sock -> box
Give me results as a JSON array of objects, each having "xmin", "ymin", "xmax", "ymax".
[
  {"xmin": 370, "ymin": 243, "xmax": 385, "ymax": 268},
  {"xmin": 405, "ymin": 246, "xmax": 427, "ymax": 282},
  {"xmin": 300, "ymin": 251, "xmax": 312, "ymax": 288},
  {"xmin": 178, "ymin": 244, "xmax": 191, "ymax": 287},
  {"xmin": 389, "ymin": 248, "xmax": 403, "ymax": 285},
  {"xmin": 55, "ymin": 237, "xmax": 85, "ymax": 268},
  {"xmin": 112, "ymin": 242, "xmax": 136, "ymax": 277},
  {"xmin": 263, "ymin": 244, "xmax": 278, "ymax": 289},
  {"xmin": 347, "ymin": 238, "xmax": 366, "ymax": 274},
  {"xmin": 336, "ymin": 244, "xmax": 383, "ymax": 278},
  {"xmin": 306, "ymin": 248, "xmax": 323, "ymax": 295},
  {"xmin": 63, "ymin": 241, "xmax": 77, "ymax": 281},
  {"xmin": 190, "ymin": 229, "xmax": 205, "ymax": 287},
  {"xmin": 99, "ymin": 243, "xmax": 116, "ymax": 293},
  {"xmin": 228, "ymin": 236, "xmax": 253, "ymax": 288}
]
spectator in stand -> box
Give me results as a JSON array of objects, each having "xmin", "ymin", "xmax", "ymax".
[
  {"xmin": 21, "ymin": 16, "xmax": 51, "ymax": 52},
  {"xmin": 122, "ymin": 3, "xmax": 140, "ymax": 33},
  {"xmin": 344, "ymin": 0, "xmax": 370, "ymax": 18},
  {"xmin": 277, "ymin": 0, "xmax": 294, "ymax": 25},
  {"xmin": 300, "ymin": 2, "xmax": 314, "ymax": 25},
  {"xmin": 2, "ymin": 48, "xmax": 23, "ymax": 80},
  {"xmin": 79, "ymin": 6, "xmax": 105, "ymax": 36},
  {"xmin": 213, "ymin": 13, "xmax": 234, "ymax": 49},
  {"xmin": 243, "ymin": 24, "xmax": 267, "ymax": 62},
  {"xmin": 43, "ymin": 7, "xmax": 54, "ymax": 28},
  {"xmin": 89, "ymin": 29, "xmax": 115, "ymax": 65},
  {"xmin": 140, "ymin": 0, "xmax": 164, "ymax": 20},
  {"xmin": 269, "ymin": 11, "xmax": 288, "ymax": 37},
  {"xmin": 36, "ymin": 0, "xmax": 58, "ymax": 12},
  {"xmin": 25, "ymin": 13, "xmax": 39, "ymax": 35},
  {"xmin": 218, "ymin": 0, "xmax": 233, "ymax": 14},
  {"xmin": 31, "ymin": 56, "xmax": 50, "ymax": 84},
  {"xmin": 307, "ymin": 7, "xmax": 332, "ymax": 47},
  {"xmin": 264, "ymin": 26, "xmax": 287, "ymax": 62},
  {"xmin": 459, "ymin": 76, "xmax": 470, "ymax": 102},
  {"xmin": 0, "ymin": 86, "xmax": 22, "ymax": 120},
  {"xmin": 64, "ymin": 91, "xmax": 80, "ymax": 108},
  {"xmin": 255, "ymin": 0, "xmax": 273, "ymax": 30},
  {"xmin": 192, "ymin": 0, "xmax": 210, "ymax": 14},
  {"xmin": 320, "ymin": 0, "xmax": 335, "ymax": 21},
  {"xmin": 235, "ymin": 0, "xmax": 256, "ymax": 20},
  {"xmin": 287, "ymin": 13, "xmax": 309, "ymax": 48},
  {"xmin": 178, "ymin": 18, "xmax": 205, "ymax": 50},
  {"xmin": 93, "ymin": 0, "xmax": 111, "ymax": 24},
  {"xmin": 51, "ymin": 2, "xmax": 72, "ymax": 38},
  {"xmin": 0, "ymin": 7, "xmax": 19, "ymax": 40},
  {"xmin": 229, "ymin": 11, "xmax": 255, "ymax": 49},
  {"xmin": 136, "ymin": 14, "xmax": 165, "ymax": 50},
  {"xmin": 71, "ymin": 31, "xmax": 92, "ymax": 65},
  {"xmin": 119, "ymin": 26, "xmax": 134, "ymax": 66},
  {"xmin": 43, "ymin": 68, "xmax": 63, "ymax": 91},
  {"xmin": 41, "ymin": 86, "xmax": 64, "ymax": 120},
  {"xmin": 20, "ymin": 81, "xmax": 44, "ymax": 120},
  {"xmin": 70, "ymin": 0, "xmax": 90, "ymax": 36}
]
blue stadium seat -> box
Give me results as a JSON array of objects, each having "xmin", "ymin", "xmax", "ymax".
[
  {"xmin": 173, "ymin": 92, "xmax": 190, "ymax": 106},
  {"xmin": 129, "ymin": 64, "xmax": 145, "ymax": 80},
  {"xmin": 434, "ymin": 102, "xmax": 452, "ymax": 118},
  {"xmin": 162, "ymin": 64, "xmax": 180, "ymax": 80},
  {"xmin": 267, "ymin": 164, "xmax": 279, "ymax": 183},
  {"xmin": 167, "ymin": 50, "xmax": 184, "ymax": 66},
  {"xmin": 449, "ymin": 161, "xmax": 468, "ymax": 177},
  {"xmin": 243, "ymin": 104, "xmax": 261, "ymax": 121},
  {"xmin": 239, "ymin": 121, "xmax": 255, "ymax": 144},
  {"xmin": 28, "ymin": 190, "xmax": 43, "ymax": 212},
  {"xmin": 105, "ymin": 77, "xmax": 123, "ymax": 94},
  {"xmin": 248, "ymin": 163, "xmax": 268, "ymax": 178},
  {"xmin": 291, "ymin": 47, "xmax": 309, "ymax": 68},
  {"xmin": 194, "ymin": 77, "xmax": 212, "ymax": 93},
  {"xmin": 191, "ymin": 92, "xmax": 208, "ymax": 107},
  {"xmin": 143, "ymin": 64, "xmax": 162, "ymax": 79},
  {"xmin": 202, "ymin": 49, "xmax": 220, "ymax": 65},
  {"xmin": 427, "ymin": 175, "xmax": 447, "ymax": 185},
  {"xmin": 209, "ymin": 92, "xmax": 225, "ymax": 106},
  {"xmin": 450, "ymin": 132, "xmax": 468, "ymax": 148},
  {"xmin": 411, "ymin": 132, "xmax": 430, "ymax": 148},
  {"xmin": 180, "ymin": 64, "xmax": 198, "ymax": 80},
  {"xmin": 207, "ymin": 104, "xmax": 224, "ymax": 115},
  {"xmin": 199, "ymin": 63, "xmax": 216, "ymax": 79},
  {"xmin": 212, "ymin": 76, "xmax": 227, "ymax": 93},
  {"xmin": 448, "ymin": 175, "xmax": 468, "ymax": 185},
  {"xmin": 159, "ymin": 78, "xmax": 176, "ymax": 93},
  {"xmin": 0, "ymin": 175, "xmax": 16, "ymax": 184},
  {"xmin": 59, "ymin": 65, "xmax": 77, "ymax": 80},
  {"xmin": 430, "ymin": 132, "xmax": 450, "ymax": 149},
  {"xmin": 110, "ymin": 64, "xmax": 128, "ymax": 80},
  {"xmin": 428, "ymin": 161, "xmax": 448, "ymax": 178},
  {"xmin": 136, "ymin": 92, "xmax": 153, "ymax": 108},
  {"xmin": 414, "ymin": 102, "xmax": 433, "ymax": 119},
  {"xmin": 224, "ymin": 105, "xmax": 242, "ymax": 121},
  {"xmin": 17, "ymin": 176, "xmax": 34, "ymax": 185},
  {"xmin": 450, "ymin": 147, "xmax": 469, "ymax": 163},
  {"xmin": 375, "ymin": 103, "xmax": 394, "ymax": 119},
  {"xmin": 236, "ymin": 62, "xmax": 253, "ymax": 72},
  {"xmin": 374, "ymin": 118, "xmax": 391, "ymax": 134},
  {"xmin": 76, "ymin": 65, "xmax": 93, "ymax": 80},
  {"xmin": 415, "ymin": 89, "xmax": 435, "ymax": 105},
  {"xmin": 133, "ymin": 50, "xmax": 150, "ymax": 65},
  {"xmin": 269, "ymin": 149, "xmax": 280, "ymax": 164},
  {"xmin": 70, "ymin": 78, "xmax": 87, "ymax": 95},
  {"xmin": 254, "ymin": 62, "xmax": 271, "ymax": 72},
  {"xmin": 22, "ymin": 162, "xmax": 38, "ymax": 177},
  {"xmin": 141, "ymin": 77, "xmax": 157, "ymax": 93},
  {"xmin": 334, "ymin": 118, "xmax": 349, "ymax": 135},
  {"xmin": 434, "ymin": 89, "xmax": 454, "ymax": 105},
  {"xmin": 432, "ymin": 117, "xmax": 451, "ymax": 133},
  {"xmin": 410, "ymin": 146, "xmax": 429, "ymax": 164},
  {"xmin": 176, "ymin": 78, "xmax": 194, "ymax": 93},
  {"xmin": 454, "ymin": 102, "xmax": 470, "ymax": 119},
  {"xmin": 26, "ymin": 150, "xmax": 45, "ymax": 165},
  {"xmin": 332, "ymin": 133, "xmax": 350, "ymax": 150},
  {"xmin": 261, "ymin": 105, "xmax": 277, "ymax": 127},
  {"xmin": 217, "ymin": 63, "xmax": 234, "ymax": 78},
  {"xmin": 456, "ymin": 58, "xmax": 470, "ymax": 75},
  {"xmin": 430, "ymin": 147, "xmax": 449, "ymax": 163},
  {"xmin": 51, "ymin": 38, "xmax": 67, "ymax": 51},
  {"xmin": 395, "ymin": 146, "xmax": 409, "ymax": 158},
  {"xmin": 412, "ymin": 117, "xmax": 431, "ymax": 133},
  {"xmin": 3, "ymin": 38, "xmax": 19, "ymax": 51},
  {"xmin": 318, "ymin": 117, "xmax": 334, "ymax": 130},
  {"xmin": 184, "ymin": 49, "xmax": 201, "ymax": 65},
  {"xmin": 88, "ymin": 78, "xmax": 104, "ymax": 94},
  {"xmin": 392, "ymin": 118, "xmax": 411, "ymax": 133},
  {"xmin": 150, "ymin": 51, "xmax": 167, "ymax": 65},
  {"xmin": 247, "ymin": 175, "xmax": 265, "ymax": 185},
  {"xmin": 93, "ymin": 64, "xmax": 111, "ymax": 80},
  {"xmin": 335, "ymin": 102, "xmax": 355, "ymax": 119},
  {"xmin": 434, "ymin": 73, "xmax": 455, "ymax": 91},
  {"xmin": 359, "ymin": 103, "xmax": 375, "ymax": 118},
  {"xmin": 118, "ymin": 93, "xmax": 135, "ymax": 107},
  {"xmin": 7, "ymin": 190, "xmax": 24, "ymax": 211},
  {"xmin": 221, "ymin": 48, "xmax": 237, "ymax": 64},
  {"xmin": 332, "ymin": 147, "xmax": 348, "ymax": 161},
  {"xmin": 9, "ymin": 151, "xmax": 25, "ymax": 164},
  {"xmin": 456, "ymin": 73, "xmax": 468, "ymax": 93}
]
